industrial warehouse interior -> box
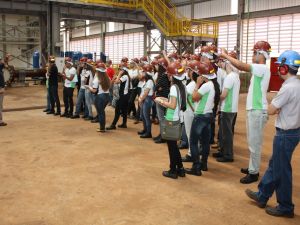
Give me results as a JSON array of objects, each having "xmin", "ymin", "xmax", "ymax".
[{"xmin": 0, "ymin": 0, "xmax": 300, "ymax": 224}]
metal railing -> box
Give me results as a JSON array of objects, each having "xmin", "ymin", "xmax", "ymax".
[{"xmin": 81, "ymin": 0, "xmax": 218, "ymax": 38}]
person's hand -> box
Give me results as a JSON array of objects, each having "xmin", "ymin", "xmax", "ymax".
[
  {"xmin": 219, "ymin": 48, "xmax": 228, "ymax": 58},
  {"xmin": 196, "ymin": 76, "xmax": 205, "ymax": 87}
]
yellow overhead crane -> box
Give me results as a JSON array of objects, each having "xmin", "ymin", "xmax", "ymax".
[{"xmin": 81, "ymin": 0, "xmax": 218, "ymax": 39}]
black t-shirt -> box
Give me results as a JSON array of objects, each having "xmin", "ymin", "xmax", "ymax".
[
  {"xmin": 0, "ymin": 64, "xmax": 5, "ymax": 88},
  {"xmin": 48, "ymin": 64, "xmax": 59, "ymax": 86}
]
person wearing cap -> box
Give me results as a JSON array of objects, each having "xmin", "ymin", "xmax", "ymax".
[
  {"xmin": 137, "ymin": 64, "xmax": 155, "ymax": 138},
  {"xmin": 245, "ymin": 50, "xmax": 300, "ymax": 218},
  {"xmin": 220, "ymin": 41, "xmax": 271, "ymax": 184},
  {"xmin": 0, "ymin": 56, "xmax": 8, "ymax": 126},
  {"xmin": 60, "ymin": 58, "xmax": 78, "ymax": 118},
  {"xmin": 87, "ymin": 63, "xmax": 111, "ymax": 132},
  {"xmin": 216, "ymin": 52, "xmax": 240, "ymax": 163},
  {"xmin": 47, "ymin": 56, "xmax": 61, "ymax": 115},
  {"xmin": 106, "ymin": 61, "xmax": 131, "ymax": 130},
  {"xmin": 127, "ymin": 58, "xmax": 140, "ymax": 119},
  {"xmin": 155, "ymin": 61, "xmax": 187, "ymax": 179},
  {"xmin": 185, "ymin": 62, "xmax": 216, "ymax": 176},
  {"xmin": 71, "ymin": 59, "xmax": 91, "ymax": 119},
  {"xmin": 153, "ymin": 57, "xmax": 170, "ymax": 144}
]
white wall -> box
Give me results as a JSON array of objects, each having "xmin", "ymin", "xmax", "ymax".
[{"xmin": 245, "ymin": 0, "xmax": 300, "ymax": 12}]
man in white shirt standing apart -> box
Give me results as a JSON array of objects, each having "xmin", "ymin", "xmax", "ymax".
[{"xmin": 220, "ymin": 41, "xmax": 271, "ymax": 184}]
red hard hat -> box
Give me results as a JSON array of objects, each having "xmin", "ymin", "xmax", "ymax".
[
  {"xmin": 190, "ymin": 54, "xmax": 200, "ymax": 61},
  {"xmin": 131, "ymin": 58, "xmax": 140, "ymax": 64},
  {"xmin": 167, "ymin": 61, "xmax": 185, "ymax": 75},
  {"xmin": 140, "ymin": 56, "xmax": 148, "ymax": 62},
  {"xmin": 151, "ymin": 59, "xmax": 159, "ymax": 66},
  {"xmin": 183, "ymin": 53, "xmax": 191, "ymax": 60},
  {"xmin": 158, "ymin": 58, "xmax": 168, "ymax": 68},
  {"xmin": 80, "ymin": 57, "xmax": 88, "ymax": 62},
  {"xmin": 168, "ymin": 52, "xmax": 178, "ymax": 59},
  {"xmin": 199, "ymin": 61, "xmax": 215, "ymax": 75},
  {"xmin": 187, "ymin": 60, "xmax": 202, "ymax": 74},
  {"xmin": 121, "ymin": 57, "xmax": 129, "ymax": 63},
  {"xmin": 96, "ymin": 62, "xmax": 106, "ymax": 72},
  {"xmin": 252, "ymin": 41, "xmax": 271, "ymax": 53},
  {"xmin": 201, "ymin": 46, "xmax": 210, "ymax": 53},
  {"xmin": 209, "ymin": 44, "xmax": 218, "ymax": 53},
  {"xmin": 228, "ymin": 51, "xmax": 238, "ymax": 59},
  {"xmin": 142, "ymin": 64, "xmax": 154, "ymax": 73}
]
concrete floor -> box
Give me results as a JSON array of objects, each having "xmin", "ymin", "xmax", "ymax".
[{"xmin": 0, "ymin": 85, "xmax": 299, "ymax": 225}]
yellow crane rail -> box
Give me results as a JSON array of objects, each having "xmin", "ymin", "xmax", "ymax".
[{"xmin": 81, "ymin": 0, "xmax": 218, "ymax": 38}]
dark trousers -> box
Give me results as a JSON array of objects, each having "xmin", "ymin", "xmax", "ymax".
[
  {"xmin": 190, "ymin": 114, "xmax": 212, "ymax": 169},
  {"xmin": 257, "ymin": 128, "xmax": 300, "ymax": 213},
  {"xmin": 128, "ymin": 88, "xmax": 138, "ymax": 117},
  {"xmin": 210, "ymin": 111, "xmax": 217, "ymax": 144},
  {"xmin": 49, "ymin": 85, "xmax": 61, "ymax": 113},
  {"xmin": 95, "ymin": 93, "xmax": 110, "ymax": 129},
  {"xmin": 219, "ymin": 112, "xmax": 237, "ymax": 160},
  {"xmin": 141, "ymin": 96, "xmax": 153, "ymax": 135},
  {"xmin": 112, "ymin": 94, "xmax": 129, "ymax": 126},
  {"xmin": 167, "ymin": 140, "xmax": 183, "ymax": 171},
  {"xmin": 63, "ymin": 87, "xmax": 74, "ymax": 114}
]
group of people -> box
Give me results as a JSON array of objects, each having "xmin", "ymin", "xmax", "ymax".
[
  {"xmin": 43, "ymin": 41, "xmax": 300, "ymax": 218},
  {"xmin": 0, "ymin": 55, "xmax": 9, "ymax": 127}
]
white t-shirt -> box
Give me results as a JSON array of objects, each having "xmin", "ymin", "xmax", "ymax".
[
  {"xmin": 165, "ymin": 85, "xmax": 182, "ymax": 121},
  {"xmin": 217, "ymin": 68, "xmax": 226, "ymax": 90},
  {"xmin": 92, "ymin": 76, "xmax": 109, "ymax": 94},
  {"xmin": 88, "ymin": 71, "xmax": 94, "ymax": 87},
  {"xmin": 195, "ymin": 81, "xmax": 215, "ymax": 115},
  {"xmin": 129, "ymin": 69, "xmax": 139, "ymax": 89},
  {"xmin": 246, "ymin": 64, "xmax": 270, "ymax": 110},
  {"xmin": 64, "ymin": 67, "xmax": 77, "ymax": 88},
  {"xmin": 221, "ymin": 72, "xmax": 240, "ymax": 113},
  {"xmin": 142, "ymin": 79, "xmax": 154, "ymax": 96},
  {"xmin": 120, "ymin": 74, "xmax": 130, "ymax": 95},
  {"xmin": 80, "ymin": 69, "xmax": 92, "ymax": 89},
  {"xmin": 186, "ymin": 80, "xmax": 196, "ymax": 112}
]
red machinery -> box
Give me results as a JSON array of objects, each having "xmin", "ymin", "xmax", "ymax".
[{"xmin": 269, "ymin": 57, "xmax": 284, "ymax": 92}]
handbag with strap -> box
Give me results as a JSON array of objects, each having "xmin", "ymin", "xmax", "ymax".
[{"xmin": 160, "ymin": 85, "xmax": 183, "ymax": 141}]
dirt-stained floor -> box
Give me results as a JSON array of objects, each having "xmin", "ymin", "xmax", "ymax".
[{"xmin": 0, "ymin": 85, "xmax": 299, "ymax": 225}]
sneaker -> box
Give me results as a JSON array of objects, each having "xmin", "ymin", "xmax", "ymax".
[
  {"xmin": 118, "ymin": 124, "xmax": 127, "ymax": 128},
  {"xmin": 185, "ymin": 167, "xmax": 202, "ymax": 176},
  {"xmin": 154, "ymin": 138, "xmax": 166, "ymax": 144},
  {"xmin": 162, "ymin": 170, "xmax": 178, "ymax": 179},
  {"xmin": 177, "ymin": 167, "xmax": 186, "ymax": 177},
  {"xmin": 153, "ymin": 135, "xmax": 161, "ymax": 141},
  {"xmin": 265, "ymin": 206, "xmax": 294, "ymax": 218},
  {"xmin": 46, "ymin": 111, "xmax": 54, "ymax": 115},
  {"xmin": 140, "ymin": 134, "xmax": 152, "ymax": 138},
  {"xmin": 137, "ymin": 130, "xmax": 146, "ymax": 135},
  {"xmin": 106, "ymin": 125, "xmax": 116, "ymax": 130},
  {"xmin": 71, "ymin": 115, "xmax": 80, "ymax": 119},
  {"xmin": 245, "ymin": 189, "xmax": 266, "ymax": 208},
  {"xmin": 43, "ymin": 109, "xmax": 50, "ymax": 112},
  {"xmin": 0, "ymin": 122, "xmax": 7, "ymax": 126},
  {"xmin": 201, "ymin": 161, "xmax": 208, "ymax": 171},
  {"xmin": 54, "ymin": 112, "xmax": 61, "ymax": 116},
  {"xmin": 240, "ymin": 174, "xmax": 259, "ymax": 184},
  {"xmin": 60, "ymin": 113, "xmax": 68, "ymax": 117},
  {"xmin": 212, "ymin": 152, "xmax": 223, "ymax": 158},
  {"xmin": 216, "ymin": 157, "xmax": 234, "ymax": 163},
  {"xmin": 182, "ymin": 154, "xmax": 193, "ymax": 162},
  {"xmin": 96, "ymin": 128, "xmax": 106, "ymax": 133}
]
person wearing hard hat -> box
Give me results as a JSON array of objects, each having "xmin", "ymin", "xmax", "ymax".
[
  {"xmin": 47, "ymin": 56, "xmax": 61, "ymax": 115},
  {"xmin": 220, "ymin": 41, "xmax": 271, "ymax": 184},
  {"xmin": 60, "ymin": 57, "xmax": 78, "ymax": 118},
  {"xmin": 245, "ymin": 50, "xmax": 300, "ymax": 218}
]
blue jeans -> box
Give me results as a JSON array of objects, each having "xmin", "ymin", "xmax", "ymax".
[
  {"xmin": 75, "ymin": 88, "xmax": 88, "ymax": 116},
  {"xmin": 95, "ymin": 93, "xmax": 110, "ymax": 129},
  {"xmin": 189, "ymin": 113, "xmax": 212, "ymax": 169},
  {"xmin": 257, "ymin": 127, "xmax": 300, "ymax": 213},
  {"xmin": 141, "ymin": 96, "xmax": 153, "ymax": 135}
]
